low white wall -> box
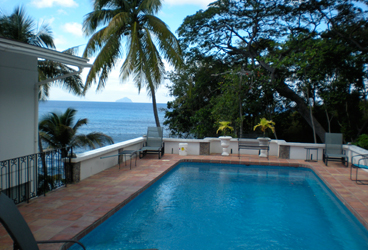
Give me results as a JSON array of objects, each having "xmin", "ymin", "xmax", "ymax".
[
  {"xmin": 163, "ymin": 137, "xmax": 283, "ymax": 156},
  {"xmin": 72, "ymin": 137, "xmax": 144, "ymax": 180},
  {"xmin": 277, "ymin": 142, "xmax": 325, "ymax": 160},
  {"xmin": 71, "ymin": 136, "xmax": 368, "ymax": 181},
  {"xmin": 276, "ymin": 141, "xmax": 368, "ymax": 163},
  {"xmin": 346, "ymin": 145, "xmax": 368, "ymax": 165},
  {"xmin": 162, "ymin": 138, "xmax": 368, "ymax": 162},
  {"xmin": 212, "ymin": 138, "xmax": 282, "ymax": 156},
  {"xmin": 164, "ymin": 138, "xmax": 205, "ymax": 155}
]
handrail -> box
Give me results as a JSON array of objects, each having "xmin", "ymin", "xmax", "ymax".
[{"xmin": 0, "ymin": 147, "xmax": 72, "ymax": 204}]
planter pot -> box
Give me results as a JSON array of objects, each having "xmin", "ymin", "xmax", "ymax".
[
  {"xmin": 219, "ymin": 136, "xmax": 232, "ymax": 156},
  {"xmin": 257, "ymin": 137, "xmax": 271, "ymax": 157}
]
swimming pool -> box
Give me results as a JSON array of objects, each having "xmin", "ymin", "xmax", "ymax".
[{"xmin": 71, "ymin": 162, "xmax": 368, "ymax": 249}]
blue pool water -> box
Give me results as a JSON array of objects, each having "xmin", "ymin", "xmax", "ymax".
[{"xmin": 72, "ymin": 163, "xmax": 368, "ymax": 249}]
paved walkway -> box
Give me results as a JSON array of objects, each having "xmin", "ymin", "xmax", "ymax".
[{"xmin": 1, "ymin": 154, "xmax": 368, "ymax": 249}]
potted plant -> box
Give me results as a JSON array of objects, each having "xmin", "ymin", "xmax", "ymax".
[
  {"xmin": 217, "ymin": 121, "xmax": 234, "ymax": 156},
  {"xmin": 253, "ymin": 118, "xmax": 275, "ymax": 157}
]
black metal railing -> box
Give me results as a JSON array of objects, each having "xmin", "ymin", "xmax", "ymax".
[{"xmin": 0, "ymin": 147, "xmax": 73, "ymax": 204}]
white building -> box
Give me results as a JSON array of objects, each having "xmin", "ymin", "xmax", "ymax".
[{"xmin": 0, "ymin": 38, "xmax": 91, "ymax": 161}]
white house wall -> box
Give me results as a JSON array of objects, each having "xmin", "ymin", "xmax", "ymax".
[{"xmin": 0, "ymin": 51, "xmax": 38, "ymax": 161}]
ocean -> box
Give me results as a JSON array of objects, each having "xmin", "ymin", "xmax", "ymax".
[{"xmin": 38, "ymin": 101, "xmax": 168, "ymax": 152}]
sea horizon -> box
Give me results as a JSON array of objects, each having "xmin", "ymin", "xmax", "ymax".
[
  {"xmin": 39, "ymin": 101, "xmax": 169, "ymax": 153},
  {"xmin": 42, "ymin": 100, "xmax": 168, "ymax": 105}
]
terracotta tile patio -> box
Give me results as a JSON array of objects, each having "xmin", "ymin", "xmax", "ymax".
[{"xmin": 1, "ymin": 153, "xmax": 368, "ymax": 249}]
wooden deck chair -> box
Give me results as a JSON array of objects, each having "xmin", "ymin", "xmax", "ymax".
[
  {"xmin": 0, "ymin": 193, "xmax": 85, "ymax": 250},
  {"xmin": 139, "ymin": 127, "xmax": 165, "ymax": 159},
  {"xmin": 323, "ymin": 133, "xmax": 348, "ymax": 167}
]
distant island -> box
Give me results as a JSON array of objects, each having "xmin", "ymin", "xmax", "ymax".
[{"xmin": 115, "ymin": 97, "xmax": 132, "ymax": 103}]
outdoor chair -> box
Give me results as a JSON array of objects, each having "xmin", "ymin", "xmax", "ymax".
[
  {"xmin": 322, "ymin": 133, "xmax": 348, "ymax": 167},
  {"xmin": 0, "ymin": 193, "xmax": 86, "ymax": 250},
  {"xmin": 350, "ymin": 154, "xmax": 368, "ymax": 184},
  {"xmin": 139, "ymin": 127, "xmax": 165, "ymax": 159}
]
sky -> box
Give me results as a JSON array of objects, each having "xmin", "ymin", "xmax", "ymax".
[{"xmin": 0, "ymin": 0, "xmax": 213, "ymax": 103}]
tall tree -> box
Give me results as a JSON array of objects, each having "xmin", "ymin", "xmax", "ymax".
[
  {"xmin": 165, "ymin": 56, "xmax": 282, "ymax": 139},
  {"xmin": 82, "ymin": 0, "xmax": 182, "ymax": 127},
  {"xmin": 0, "ymin": 5, "xmax": 84, "ymax": 100},
  {"xmin": 177, "ymin": 0, "xmax": 368, "ymax": 142}
]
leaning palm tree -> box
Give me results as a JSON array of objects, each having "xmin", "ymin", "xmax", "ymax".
[
  {"xmin": 39, "ymin": 108, "xmax": 114, "ymax": 155},
  {"xmin": 83, "ymin": 0, "xmax": 182, "ymax": 127},
  {"xmin": 0, "ymin": 5, "xmax": 84, "ymax": 100}
]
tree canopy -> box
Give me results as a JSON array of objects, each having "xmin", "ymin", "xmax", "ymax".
[{"xmin": 165, "ymin": 0, "xmax": 368, "ymax": 143}]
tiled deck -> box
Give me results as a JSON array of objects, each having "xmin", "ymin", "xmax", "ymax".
[{"xmin": 1, "ymin": 154, "xmax": 368, "ymax": 249}]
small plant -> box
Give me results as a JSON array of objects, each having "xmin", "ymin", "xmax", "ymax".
[
  {"xmin": 216, "ymin": 121, "xmax": 234, "ymax": 136},
  {"xmin": 253, "ymin": 118, "xmax": 275, "ymax": 137}
]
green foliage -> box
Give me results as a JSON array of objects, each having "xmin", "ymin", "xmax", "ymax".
[
  {"xmin": 190, "ymin": 106, "xmax": 217, "ymax": 138},
  {"xmin": 0, "ymin": 5, "xmax": 54, "ymax": 47},
  {"xmin": 216, "ymin": 121, "xmax": 234, "ymax": 136},
  {"xmin": 164, "ymin": 58, "xmax": 230, "ymax": 138},
  {"xmin": 168, "ymin": 0, "xmax": 368, "ymax": 143},
  {"xmin": 253, "ymin": 118, "xmax": 275, "ymax": 137},
  {"xmin": 164, "ymin": 54, "xmax": 285, "ymax": 139},
  {"xmin": 39, "ymin": 108, "xmax": 114, "ymax": 150},
  {"xmin": 354, "ymin": 134, "xmax": 368, "ymax": 150}
]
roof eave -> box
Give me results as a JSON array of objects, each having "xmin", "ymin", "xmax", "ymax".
[{"xmin": 0, "ymin": 37, "xmax": 92, "ymax": 68}]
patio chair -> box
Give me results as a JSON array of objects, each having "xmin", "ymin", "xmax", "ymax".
[
  {"xmin": 322, "ymin": 133, "xmax": 348, "ymax": 167},
  {"xmin": 350, "ymin": 154, "xmax": 368, "ymax": 184},
  {"xmin": 0, "ymin": 193, "xmax": 86, "ymax": 250},
  {"xmin": 139, "ymin": 127, "xmax": 165, "ymax": 159}
]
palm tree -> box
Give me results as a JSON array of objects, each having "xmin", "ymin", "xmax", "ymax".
[
  {"xmin": 0, "ymin": 5, "xmax": 84, "ymax": 100},
  {"xmin": 39, "ymin": 108, "xmax": 114, "ymax": 156},
  {"xmin": 37, "ymin": 46, "xmax": 85, "ymax": 101},
  {"xmin": 0, "ymin": 5, "xmax": 54, "ymax": 47},
  {"xmin": 82, "ymin": 0, "xmax": 182, "ymax": 127}
]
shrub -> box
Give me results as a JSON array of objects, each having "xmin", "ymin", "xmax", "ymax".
[{"xmin": 354, "ymin": 134, "xmax": 368, "ymax": 150}]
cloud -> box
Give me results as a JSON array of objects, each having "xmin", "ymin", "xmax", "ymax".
[
  {"xmin": 57, "ymin": 9, "xmax": 68, "ymax": 15},
  {"xmin": 54, "ymin": 35, "xmax": 68, "ymax": 47},
  {"xmin": 32, "ymin": 0, "xmax": 78, "ymax": 8},
  {"xmin": 163, "ymin": 0, "xmax": 213, "ymax": 7},
  {"xmin": 62, "ymin": 22, "xmax": 83, "ymax": 37}
]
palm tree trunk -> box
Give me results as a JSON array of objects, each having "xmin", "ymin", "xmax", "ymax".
[
  {"xmin": 38, "ymin": 132, "xmax": 48, "ymax": 195},
  {"xmin": 151, "ymin": 87, "xmax": 161, "ymax": 127},
  {"xmin": 38, "ymin": 133, "xmax": 48, "ymax": 177}
]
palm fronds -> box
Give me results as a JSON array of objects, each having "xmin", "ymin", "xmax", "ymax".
[{"xmin": 39, "ymin": 108, "xmax": 114, "ymax": 150}]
